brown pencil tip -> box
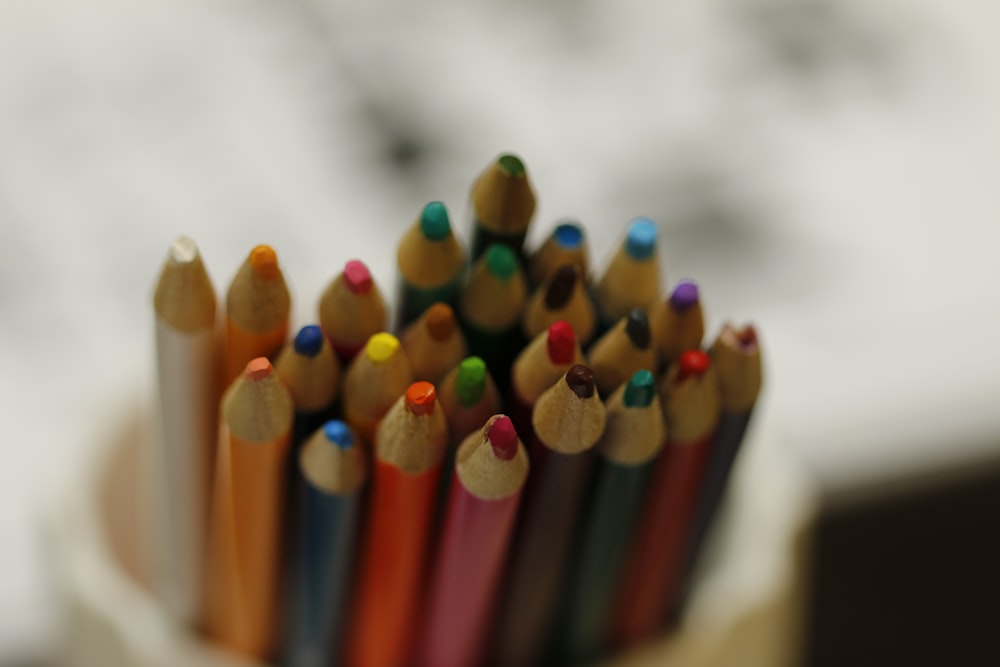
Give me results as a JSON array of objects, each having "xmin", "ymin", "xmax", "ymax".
[
  {"xmin": 565, "ymin": 364, "xmax": 595, "ymax": 398},
  {"xmin": 405, "ymin": 381, "xmax": 437, "ymax": 415},
  {"xmin": 544, "ymin": 265, "xmax": 578, "ymax": 310},
  {"xmin": 425, "ymin": 303, "xmax": 455, "ymax": 341},
  {"xmin": 249, "ymin": 245, "xmax": 280, "ymax": 281},
  {"xmin": 245, "ymin": 357, "xmax": 273, "ymax": 382}
]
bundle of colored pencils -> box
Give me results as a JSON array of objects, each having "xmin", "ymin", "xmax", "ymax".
[{"xmin": 151, "ymin": 153, "xmax": 763, "ymax": 667}]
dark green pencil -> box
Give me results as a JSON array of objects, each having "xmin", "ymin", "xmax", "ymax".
[{"xmin": 467, "ymin": 153, "xmax": 536, "ymax": 262}]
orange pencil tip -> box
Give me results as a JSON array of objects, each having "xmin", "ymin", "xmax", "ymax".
[
  {"xmin": 249, "ymin": 245, "xmax": 280, "ymax": 280},
  {"xmin": 245, "ymin": 357, "xmax": 273, "ymax": 381},
  {"xmin": 405, "ymin": 381, "xmax": 436, "ymax": 415},
  {"xmin": 425, "ymin": 304, "xmax": 455, "ymax": 340}
]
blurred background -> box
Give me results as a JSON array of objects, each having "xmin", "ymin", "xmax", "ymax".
[{"xmin": 2, "ymin": 0, "xmax": 999, "ymax": 664}]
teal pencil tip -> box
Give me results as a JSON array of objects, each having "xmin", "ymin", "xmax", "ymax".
[
  {"xmin": 420, "ymin": 201, "xmax": 452, "ymax": 241},
  {"xmin": 498, "ymin": 154, "xmax": 525, "ymax": 177},
  {"xmin": 454, "ymin": 357, "xmax": 487, "ymax": 407},
  {"xmin": 623, "ymin": 369, "xmax": 656, "ymax": 407},
  {"xmin": 485, "ymin": 244, "xmax": 518, "ymax": 281}
]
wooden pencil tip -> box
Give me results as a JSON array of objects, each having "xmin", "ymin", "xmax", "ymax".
[
  {"xmin": 625, "ymin": 217, "xmax": 658, "ymax": 260},
  {"xmin": 625, "ymin": 308, "xmax": 651, "ymax": 349},
  {"xmin": 670, "ymin": 280, "xmax": 700, "ymax": 310},
  {"xmin": 343, "ymin": 259, "xmax": 373, "ymax": 295},
  {"xmin": 293, "ymin": 325, "xmax": 325, "ymax": 357},
  {"xmin": 487, "ymin": 416, "xmax": 518, "ymax": 460},
  {"xmin": 425, "ymin": 303, "xmax": 455, "ymax": 341},
  {"xmin": 546, "ymin": 321, "xmax": 576, "ymax": 365},
  {"xmin": 678, "ymin": 350, "xmax": 711, "ymax": 379},
  {"xmin": 167, "ymin": 235, "xmax": 199, "ymax": 264},
  {"xmin": 405, "ymin": 381, "xmax": 437, "ymax": 415},
  {"xmin": 245, "ymin": 357, "xmax": 273, "ymax": 382},
  {"xmin": 323, "ymin": 419, "xmax": 355, "ymax": 449},
  {"xmin": 497, "ymin": 153, "xmax": 526, "ymax": 177},
  {"xmin": 545, "ymin": 265, "xmax": 578, "ymax": 310},
  {"xmin": 249, "ymin": 245, "xmax": 280, "ymax": 280},
  {"xmin": 565, "ymin": 364, "xmax": 595, "ymax": 398},
  {"xmin": 365, "ymin": 333, "xmax": 399, "ymax": 363}
]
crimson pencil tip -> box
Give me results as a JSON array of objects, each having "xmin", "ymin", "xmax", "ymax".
[
  {"xmin": 678, "ymin": 350, "xmax": 711, "ymax": 379},
  {"xmin": 737, "ymin": 324, "xmax": 758, "ymax": 349},
  {"xmin": 487, "ymin": 416, "xmax": 518, "ymax": 460},
  {"xmin": 405, "ymin": 381, "xmax": 437, "ymax": 415},
  {"xmin": 565, "ymin": 364, "xmax": 595, "ymax": 398},
  {"xmin": 343, "ymin": 260, "xmax": 373, "ymax": 295},
  {"xmin": 546, "ymin": 321, "xmax": 576, "ymax": 365},
  {"xmin": 544, "ymin": 265, "xmax": 578, "ymax": 310}
]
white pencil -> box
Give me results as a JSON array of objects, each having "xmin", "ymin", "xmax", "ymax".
[{"xmin": 152, "ymin": 235, "xmax": 218, "ymax": 624}]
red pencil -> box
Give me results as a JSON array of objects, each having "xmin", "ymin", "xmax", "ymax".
[
  {"xmin": 416, "ymin": 415, "xmax": 529, "ymax": 667},
  {"xmin": 610, "ymin": 350, "xmax": 721, "ymax": 647}
]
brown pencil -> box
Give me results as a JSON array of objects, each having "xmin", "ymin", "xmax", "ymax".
[
  {"xmin": 223, "ymin": 245, "xmax": 291, "ymax": 384},
  {"xmin": 341, "ymin": 332, "xmax": 414, "ymax": 445},
  {"xmin": 318, "ymin": 259, "xmax": 387, "ymax": 363},
  {"xmin": 203, "ymin": 358, "xmax": 294, "ymax": 659},
  {"xmin": 399, "ymin": 303, "xmax": 468, "ymax": 384},
  {"xmin": 588, "ymin": 308, "xmax": 658, "ymax": 397},
  {"xmin": 522, "ymin": 264, "xmax": 596, "ymax": 346}
]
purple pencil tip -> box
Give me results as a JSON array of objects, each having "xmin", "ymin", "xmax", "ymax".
[{"xmin": 670, "ymin": 280, "xmax": 699, "ymax": 311}]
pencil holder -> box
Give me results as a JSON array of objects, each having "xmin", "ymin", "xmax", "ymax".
[{"xmin": 47, "ymin": 393, "xmax": 814, "ymax": 667}]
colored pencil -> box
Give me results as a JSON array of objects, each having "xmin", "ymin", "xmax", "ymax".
[
  {"xmin": 318, "ymin": 259, "xmax": 387, "ymax": 363},
  {"xmin": 529, "ymin": 220, "xmax": 588, "ymax": 286},
  {"xmin": 399, "ymin": 303, "xmax": 468, "ymax": 384},
  {"xmin": 588, "ymin": 308, "xmax": 658, "ymax": 398},
  {"xmin": 650, "ymin": 279, "xmax": 705, "ymax": 365},
  {"xmin": 672, "ymin": 323, "xmax": 763, "ymax": 621},
  {"xmin": 468, "ymin": 153, "xmax": 536, "ymax": 262},
  {"xmin": 523, "ymin": 264, "xmax": 596, "ymax": 346},
  {"xmin": 417, "ymin": 415, "xmax": 529, "ymax": 667},
  {"xmin": 203, "ymin": 358, "xmax": 294, "ymax": 659},
  {"xmin": 286, "ymin": 420, "xmax": 367, "ymax": 667},
  {"xmin": 341, "ymin": 332, "xmax": 414, "ymax": 445},
  {"xmin": 275, "ymin": 324, "xmax": 341, "ymax": 443},
  {"xmin": 437, "ymin": 356, "xmax": 503, "ymax": 447},
  {"xmin": 396, "ymin": 201, "xmax": 465, "ymax": 329},
  {"xmin": 151, "ymin": 235, "xmax": 218, "ymax": 624},
  {"xmin": 553, "ymin": 370, "xmax": 664, "ymax": 664},
  {"xmin": 346, "ymin": 382, "xmax": 449, "ymax": 667},
  {"xmin": 491, "ymin": 365, "xmax": 606, "ymax": 667},
  {"xmin": 223, "ymin": 245, "xmax": 291, "ymax": 384},
  {"xmin": 508, "ymin": 320, "xmax": 585, "ymax": 446},
  {"xmin": 594, "ymin": 218, "xmax": 661, "ymax": 332},
  {"xmin": 459, "ymin": 243, "xmax": 528, "ymax": 390},
  {"xmin": 610, "ymin": 350, "xmax": 721, "ymax": 647}
]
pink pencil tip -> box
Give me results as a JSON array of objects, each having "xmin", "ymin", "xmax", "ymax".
[
  {"xmin": 343, "ymin": 260, "xmax": 373, "ymax": 295},
  {"xmin": 487, "ymin": 416, "xmax": 518, "ymax": 460}
]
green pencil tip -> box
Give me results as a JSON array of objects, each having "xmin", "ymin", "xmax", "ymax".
[
  {"xmin": 498, "ymin": 154, "xmax": 525, "ymax": 177},
  {"xmin": 485, "ymin": 244, "xmax": 518, "ymax": 281},
  {"xmin": 420, "ymin": 201, "xmax": 452, "ymax": 241},
  {"xmin": 623, "ymin": 369, "xmax": 656, "ymax": 408},
  {"xmin": 454, "ymin": 357, "xmax": 487, "ymax": 407}
]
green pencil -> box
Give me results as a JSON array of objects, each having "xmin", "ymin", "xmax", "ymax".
[{"xmin": 468, "ymin": 153, "xmax": 536, "ymax": 262}]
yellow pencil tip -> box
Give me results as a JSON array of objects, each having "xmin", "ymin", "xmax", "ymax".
[{"xmin": 366, "ymin": 332, "xmax": 399, "ymax": 363}]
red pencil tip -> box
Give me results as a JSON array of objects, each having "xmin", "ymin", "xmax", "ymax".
[
  {"xmin": 405, "ymin": 381, "xmax": 437, "ymax": 415},
  {"xmin": 487, "ymin": 416, "xmax": 518, "ymax": 460},
  {"xmin": 546, "ymin": 320, "xmax": 576, "ymax": 365},
  {"xmin": 245, "ymin": 357, "xmax": 273, "ymax": 382},
  {"xmin": 678, "ymin": 350, "xmax": 711, "ymax": 379},
  {"xmin": 343, "ymin": 260, "xmax": 373, "ymax": 295},
  {"xmin": 737, "ymin": 324, "xmax": 758, "ymax": 349}
]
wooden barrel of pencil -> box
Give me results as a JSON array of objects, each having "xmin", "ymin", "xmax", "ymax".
[
  {"xmin": 594, "ymin": 218, "xmax": 661, "ymax": 333},
  {"xmin": 340, "ymin": 332, "xmax": 413, "ymax": 445},
  {"xmin": 467, "ymin": 153, "xmax": 536, "ymax": 262},
  {"xmin": 589, "ymin": 308, "xmax": 658, "ymax": 398},
  {"xmin": 523, "ymin": 264, "xmax": 596, "ymax": 347},
  {"xmin": 395, "ymin": 201, "xmax": 465, "ymax": 330},
  {"xmin": 399, "ymin": 303, "xmax": 468, "ymax": 384},
  {"xmin": 416, "ymin": 415, "xmax": 529, "ymax": 667},
  {"xmin": 529, "ymin": 220, "xmax": 588, "ymax": 286},
  {"xmin": 345, "ymin": 382, "xmax": 449, "ymax": 667},
  {"xmin": 650, "ymin": 279, "xmax": 705, "ymax": 366},
  {"xmin": 223, "ymin": 245, "xmax": 290, "ymax": 384},
  {"xmin": 491, "ymin": 365, "xmax": 607, "ymax": 667},
  {"xmin": 318, "ymin": 259, "xmax": 387, "ymax": 363},
  {"xmin": 286, "ymin": 420, "xmax": 367, "ymax": 667},
  {"xmin": 203, "ymin": 358, "xmax": 294, "ymax": 660},
  {"xmin": 274, "ymin": 324, "xmax": 341, "ymax": 445},
  {"xmin": 553, "ymin": 370, "xmax": 665, "ymax": 664},
  {"xmin": 459, "ymin": 243, "xmax": 527, "ymax": 391},
  {"xmin": 152, "ymin": 236, "xmax": 217, "ymax": 625},
  {"xmin": 610, "ymin": 350, "xmax": 722, "ymax": 648},
  {"xmin": 437, "ymin": 356, "xmax": 502, "ymax": 447}
]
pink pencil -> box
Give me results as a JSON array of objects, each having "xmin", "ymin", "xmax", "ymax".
[{"xmin": 416, "ymin": 415, "xmax": 529, "ymax": 667}]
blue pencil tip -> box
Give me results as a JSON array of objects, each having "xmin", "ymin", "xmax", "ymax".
[
  {"xmin": 294, "ymin": 325, "xmax": 325, "ymax": 357},
  {"xmin": 323, "ymin": 420, "xmax": 354, "ymax": 449},
  {"xmin": 625, "ymin": 218, "xmax": 657, "ymax": 260},
  {"xmin": 553, "ymin": 222, "xmax": 584, "ymax": 249}
]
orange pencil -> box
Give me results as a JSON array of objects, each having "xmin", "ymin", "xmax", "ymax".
[
  {"xmin": 223, "ymin": 245, "xmax": 291, "ymax": 384},
  {"xmin": 399, "ymin": 303, "xmax": 468, "ymax": 383},
  {"xmin": 346, "ymin": 382, "xmax": 449, "ymax": 667},
  {"xmin": 341, "ymin": 332, "xmax": 414, "ymax": 445},
  {"xmin": 202, "ymin": 358, "xmax": 294, "ymax": 659}
]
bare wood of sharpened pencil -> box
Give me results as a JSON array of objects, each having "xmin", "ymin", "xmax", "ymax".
[
  {"xmin": 589, "ymin": 308, "xmax": 658, "ymax": 397},
  {"xmin": 594, "ymin": 218, "xmax": 661, "ymax": 327},
  {"xmin": 529, "ymin": 221, "xmax": 589, "ymax": 286},
  {"xmin": 400, "ymin": 303, "xmax": 468, "ymax": 383},
  {"xmin": 152, "ymin": 236, "xmax": 217, "ymax": 625},
  {"xmin": 437, "ymin": 358, "xmax": 502, "ymax": 446},
  {"xmin": 224, "ymin": 245, "xmax": 291, "ymax": 383},
  {"xmin": 650, "ymin": 280, "xmax": 704, "ymax": 364},
  {"xmin": 203, "ymin": 358, "xmax": 294, "ymax": 660},
  {"xmin": 274, "ymin": 327, "xmax": 340, "ymax": 415},
  {"xmin": 491, "ymin": 366, "xmax": 606, "ymax": 667},
  {"xmin": 468, "ymin": 153, "xmax": 536, "ymax": 260},
  {"xmin": 318, "ymin": 259, "xmax": 387, "ymax": 362},
  {"xmin": 461, "ymin": 247, "xmax": 527, "ymax": 332},
  {"xmin": 522, "ymin": 264, "xmax": 596, "ymax": 345},
  {"xmin": 341, "ymin": 332, "xmax": 414, "ymax": 445}
]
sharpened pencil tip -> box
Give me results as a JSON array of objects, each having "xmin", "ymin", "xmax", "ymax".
[
  {"xmin": 365, "ymin": 333, "xmax": 400, "ymax": 363},
  {"xmin": 625, "ymin": 218, "xmax": 658, "ymax": 260},
  {"xmin": 425, "ymin": 304, "xmax": 455, "ymax": 341},
  {"xmin": 167, "ymin": 235, "xmax": 199, "ymax": 264},
  {"xmin": 455, "ymin": 357, "xmax": 487, "ymax": 407},
  {"xmin": 546, "ymin": 321, "xmax": 576, "ymax": 365},
  {"xmin": 670, "ymin": 280, "xmax": 700, "ymax": 310},
  {"xmin": 553, "ymin": 222, "xmax": 584, "ymax": 249},
  {"xmin": 343, "ymin": 260, "xmax": 373, "ymax": 295},
  {"xmin": 678, "ymin": 350, "xmax": 711, "ymax": 379},
  {"xmin": 624, "ymin": 370, "xmax": 656, "ymax": 407},
  {"xmin": 405, "ymin": 381, "xmax": 437, "ymax": 415},
  {"xmin": 625, "ymin": 308, "xmax": 651, "ymax": 349},
  {"xmin": 737, "ymin": 324, "xmax": 758, "ymax": 349},
  {"xmin": 245, "ymin": 357, "xmax": 273, "ymax": 382},
  {"xmin": 487, "ymin": 416, "xmax": 518, "ymax": 460},
  {"xmin": 497, "ymin": 153, "xmax": 525, "ymax": 177},
  {"xmin": 566, "ymin": 364, "xmax": 595, "ymax": 398},
  {"xmin": 323, "ymin": 420, "xmax": 354, "ymax": 449},
  {"xmin": 485, "ymin": 244, "xmax": 518, "ymax": 281},
  {"xmin": 544, "ymin": 265, "xmax": 578, "ymax": 310},
  {"xmin": 294, "ymin": 325, "xmax": 325, "ymax": 357},
  {"xmin": 420, "ymin": 201, "xmax": 452, "ymax": 241},
  {"xmin": 249, "ymin": 245, "xmax": 280, "ymax": 281}
]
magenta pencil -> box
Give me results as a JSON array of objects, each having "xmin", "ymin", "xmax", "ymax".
[{"xmin": 416, "ymin": 416, "xmax": 529, "ymax": 667}]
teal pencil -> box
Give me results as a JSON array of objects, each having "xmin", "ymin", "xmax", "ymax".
[{"xmin": 396, "ymin": 201, "xmax": 466, "ymax": 330}]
